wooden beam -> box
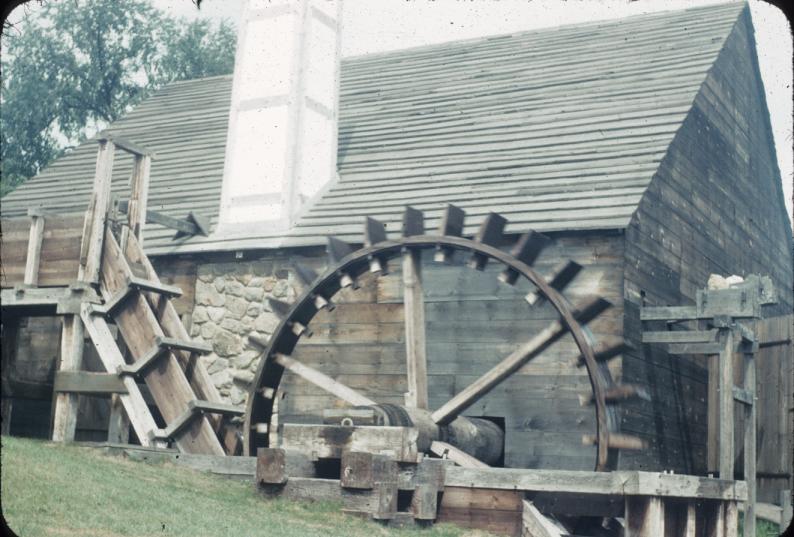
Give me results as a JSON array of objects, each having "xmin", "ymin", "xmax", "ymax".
[
  {"xmin": 521, "ymin": 500, "xmax": 564, "ymax": 537},
  {"xmin": 430, "ymin": 319, "xmax": 568, "ymax": 425},
  {"xmin": 429, "ymin": 441, "xmax": 489, "ymax": 468},
  {"xmin": 719, "ymin": 329, "xmax": 735, "ymax": 481},
  {"xmin": 642, "ymin": 329, "xmax": 718, "ymax": 344},
  {"xmin": 741, "ymin": 350, "xmax": 756, "ymax": 537},
  {"xmin": 100, "ymin": 230, "xmax": 223, "ymax": 455},
  {"xmin": 124, "ymin": 154, "xmax": 151, "ymax": 247},
  {"xmin": 625, "ymin": 496, "xmax": 664, "ymax": 537},
  {"xmin": 99, "ymin": 131, "xmax": 154, "ymax": 157},
  {"xmin": 120, "ymin": 232, "xmax": 224, "ymax": 421},
  {"xmin": 23, "ymin": 214, "xmax": 45, "ymax": 287},
  {"xmin": 280, "ymin": 424, "xmax": 420, "ymax": 463},
  {"xmin": 667, "ymin": 342, "xmax": 725, "ymax": 355},
  {"xmin": 442, "ymin": 467, "xmax": 747, "ymax": 500},
  {"xmin": 402, "ymin": 249, "xmax": 428, "ymax": 409},
  {"xmin": 53, "ymin": 371, "xmax": 127, "ymax": 394},
  {"xmin": 117, "ymin": 201, "xmax": 210, "ymax": 238},
  {"xmin": 274, "ymin": 353, "xmax": 375, "ymax": 407},
  {"xmin": 81, "ymin": 304, "xmax": 164, "ymax": 447},
  {"xmin": 80, "ymin": 138, "xmax": 115, "ymax": 284},
  {"xmin": 640, "ymin": 305, "xmax": 699, "ymax": 321},
  {"xmin": 51, "ymin": 315, "xmax": 85, "ymax": 442}
]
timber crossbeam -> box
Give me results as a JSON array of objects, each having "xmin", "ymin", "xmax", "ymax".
[{"xmin": 252, "ymin": 446, "xmax": 747, "ymax": 536}]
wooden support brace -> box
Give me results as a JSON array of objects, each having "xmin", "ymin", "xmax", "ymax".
[
  {"xmin": 642, "ymin": 329, "xmax": 718, "ymax": 344},
  {"xmin": 23, "ymin": 213, "xmax": 45, "ymax": 287},
  {"xmin": 429, "ymin": 441, "xmax": 489, "ymax": 468},
  {"xmin": 625, "ymin": 496, "xmax": 664, "ymax": 537},
  {"xmin": 522, "ymin": 500, "xmax": 564, "ymax": 537},
  {"xmin": 719, "ymin": 329, "xmax": 735, "ymax": 481},
  {"xmin": 51, "ymin": 315, "xmax": 85, "ymax": 442}
]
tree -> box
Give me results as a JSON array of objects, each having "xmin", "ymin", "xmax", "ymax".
[{"xmin": 0, "ymin": 0, "xmax": 236, "ymax": 196}]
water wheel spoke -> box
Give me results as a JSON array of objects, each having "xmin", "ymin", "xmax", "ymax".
[
  {"xmin": 431, "ymin": 297, "xmax": 612, "ymax": 426},
  {"xmin": 273, "ymin": 353, "xmax": 375, "ymax": 407},
  {"xmin": 430, "ymin": 319, "xmax": 566, "ymax": 426}
]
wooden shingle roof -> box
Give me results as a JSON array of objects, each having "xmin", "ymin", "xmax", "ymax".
[{"xmin": 1, "ymin": 2, "xmax": 747, "ymax": 254}]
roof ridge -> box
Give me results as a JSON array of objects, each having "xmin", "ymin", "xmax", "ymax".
[{"xmin": 341, "ymin": 1, "xmax": 745, "ymax": 63}]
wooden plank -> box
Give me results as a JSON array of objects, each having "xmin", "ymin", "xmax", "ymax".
[
  {"xmin": 126, "ymin": 154, "xmax": 151, "ymax": 246},
  {"xmin": 724, "ymin": 501, "xmax": 738, "ymax": 537},
  {"xmin": 107, "ymin": 394, "xmax": 130, "ymax": 444},
  {"xmin": 443, "ymin": 467, "xmax": 748, "ymax": 500},
  {"xmin": 429, "ymin": 441, "xmax": 489, "ymax": 468},
  {"xmin": 53, "ymin": 371, "xmax": 127, "ymax": 394},
  {"xmin": 51, "ymin": 315, "xmax": 85, "ymax": 442},
  {"xmin": 120, "ymin": 233, "xmax": 224, "ymax": 419},
  {"xmin": 274, "ymin": 353, "xmax": 376, "ymax": 407},
  {"xmin": 23, "ymin": 215, "xmax": 45, "ymax": 287},
  {"xmin": 280, "ymin": 424, "xmax": 420, "ymax": 463},
  {"xmin": 642, "ymin": 329, "xmax": 718, "ymax": 344},
  {"xmin": 80, "ymin": 305, "xmax": 163, "ymax": 447},
  {"xmin": 668, "ymin": 342, "xmax": 724, "ymax": 355},
  {"xmin": 100, "ymin": 231, "xmax": 223, "ymax": 455},
  {"xmin": 256, "ymin": 448, "xmax": 288, "ymax": 485},
  {"xmin": 80, "ymin": 139, "xmax": 115, "ymax": 284},
  {"xmin": 720, "ymin": 329, "xmax": 735, "ymax": 480},
  {"xmin": 742, "ymin": 351, "xmax": 756, "ymax": 537},
  {"xmin": 626, "ymin": 496, "xmax": 664, "ymax": 536},
  {"xmin": 521, "ymin": 500, "xmax": 564, "ymax": 537},
  {"xmin": 402, "ymin": 249, "xmax": 428, "ymax": 408},
  {"xmin": 438, "ymin": 487, "xmax": 522, "ymax": 536},
  {"xmin": 640, "ymin": 305, "xmax": 699, "ymax": 321},
  {"xmin": 100, "ymin": 131, "xmax": 154, "ymax": 157}
]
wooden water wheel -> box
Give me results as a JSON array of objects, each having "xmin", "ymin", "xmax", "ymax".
[{"xmin": 244, "ymin": 205, "xmax": 648, "ymax": 471}]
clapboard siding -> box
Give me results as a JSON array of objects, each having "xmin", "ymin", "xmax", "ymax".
[
  {"xmin": 277, "ymin": 232, "xmax": 625, "ymax": 471},
  {"xmin": 619, "ymin": 6, "xmax": 794, "ymax": 491}
]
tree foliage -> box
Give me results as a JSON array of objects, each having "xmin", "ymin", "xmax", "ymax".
[{"xmin": 1, "ymin": 0, "xmax": 236, "ymax": 195}]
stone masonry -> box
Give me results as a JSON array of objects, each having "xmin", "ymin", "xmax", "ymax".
[{"xmin": 190, "ymin": 260, "xmax": 299, "ymax": 408}]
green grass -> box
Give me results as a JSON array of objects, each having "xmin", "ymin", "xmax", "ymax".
[
  {"xmin": 740, "ymin": 513, "xmax": 782, "ymax": 537},
  {"xmin": 1, "ymin": 436, "xmax": 489, "ymax": 537}
]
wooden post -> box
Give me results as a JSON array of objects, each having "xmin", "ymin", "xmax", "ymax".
[
  {"xmin": 1, "ymin": 315, "xmax": 20, "ymax": 436},
  {"xmin": 625, "ymin": 496, "xmax": 665, "ymax": 537},
  {"xmin": 719, "ymin": 328, "xmax": 735, "ymax": 480},
  {"xmin": 741, "ymin": 344, "xmax": 756, "ymax": 537},
  {"xmin": 402, "ymin": 249, "xmax": 428, "ymax": 409},
  {"xmin": 124, "ymin": 154, "xmax": 151, "ymax": 248},
  {"xmin": 708, "ymin": 351, "xmax": 720, "ymax": 474},
  {"xmin": 684, "ymin": 502, "xmax": 697, "ymax": 537},
  {"xmin": 725, "ymin": 501, "xmax": 738, "ymax": 537},
  {"xmin": 107, "ymin": 394, "xmax": 130, "ymax": 444},
  {"xmin": 80, "ymin": 138, "xmax": 115, "ymax": 284},
  {"xmin": 51, "ymin": 315, "xmax": 85, "ymax": 441},
  {"xmin": 780, "ymin": 490, "xmax": 792, "ymax": 530},
  {"xmin": 23, "ymin": 212, "xmax": 45, "ymax": 287}
]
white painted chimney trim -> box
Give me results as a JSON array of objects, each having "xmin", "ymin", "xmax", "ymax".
[{"xmin": 217, "ymin": 0, "xmax": 342, "ymax": 235}]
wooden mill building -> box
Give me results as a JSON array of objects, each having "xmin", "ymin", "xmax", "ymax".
[{"xmin": 1, "ymin": 1, "xmax": 791, "ymax": 504}]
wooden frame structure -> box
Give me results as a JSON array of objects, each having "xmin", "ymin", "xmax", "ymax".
[
  {"xmin": 251, "ymin": 439, "xmax": 748, "ymax": 537},
  {"xmin": 1, "ymin": 134, "xmax": 239, "ymax": 455},
  {"xmin": 641, "ymin": 276, "xmax": 778, "ymax": 537}
]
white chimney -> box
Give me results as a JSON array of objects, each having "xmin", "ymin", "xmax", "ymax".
[{"xmin": 217, "ymin": 0, "xmax": 342, "ymax": 233}]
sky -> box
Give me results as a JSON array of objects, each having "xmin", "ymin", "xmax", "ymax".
[
  {"xmin": 7, "ymin": 0, "xmax": 793, "ymax": 221},
  {"xmin": 157, "ymin": 0, "xmax": 793, "ymax": 224}
]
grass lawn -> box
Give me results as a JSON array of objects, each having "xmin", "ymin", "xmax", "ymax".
[
  {"xmin": 1, "ymin": 436, "xmax": 490, "ymax": 537},
  {"xmin": 1, "ymin": 436, "xmax": 783, "ymax": 537}
]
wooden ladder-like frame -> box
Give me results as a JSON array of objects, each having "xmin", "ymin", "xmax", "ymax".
[{"xmin": 51, "ymin": 134, "xmax": 240, "ymax": 455}]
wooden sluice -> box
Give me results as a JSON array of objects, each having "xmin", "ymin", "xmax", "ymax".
[{"xmin": 1, "ymin": 134, "xmax": 239, "ymax": 454}]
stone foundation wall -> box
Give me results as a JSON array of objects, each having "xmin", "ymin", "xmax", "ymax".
[{"xmin": 190, "ymin": 259, "xmax": 299, "ymax": 408}]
